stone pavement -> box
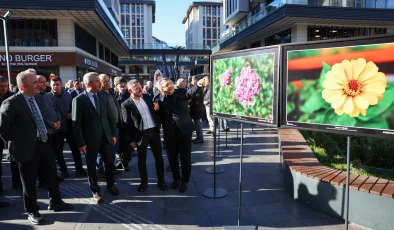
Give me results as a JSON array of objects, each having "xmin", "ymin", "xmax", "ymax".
[{"xmin": 0, "ymin": 121, "xmax": 369, "ymax": 230}]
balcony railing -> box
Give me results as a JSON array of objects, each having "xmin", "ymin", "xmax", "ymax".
[
  {"xmin": 121, "ymin": 56, "xmax": 206, "ymax": 62},
  {"xmin": 130, "ymin": 43, "xmax": 212, "ymax": 50},
  {"xmin": 213, "ymin": 0, "xmax": 394, "ymax": 48}
]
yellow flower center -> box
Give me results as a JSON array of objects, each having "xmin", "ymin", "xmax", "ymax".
[{"xmin": 343, "ymin": 79, "xmax": 362, "ymax": 97}]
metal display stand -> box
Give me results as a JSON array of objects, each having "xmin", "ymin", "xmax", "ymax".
[
  {"xmin": 219, "ymin": 128, "xmax": 233, "ymax": 149},
  {"xmin": 223, "ymin": 123, "xmax": 255, "ymax": 230},
  {"xmin": 202, "ymin": 118, "xmax": 228, "ymax": 198},
  {"xmin": 205, "ymin": 118, "xmax": 225, "ymax": 174},
  {"xmin": 344, "ymin": 136, "xmax": 351, "ymax": 230},
  {"xmin": 231, "ymin": 122, "xmax": 241, "ymax": 140},
  {"xmin": 211, "ymin": 125, "xmax": 228, "ymax": 158}
]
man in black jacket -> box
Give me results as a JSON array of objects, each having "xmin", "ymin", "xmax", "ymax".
[
  {"xmin": 121, "ymin": 80, "xmax": 167, "ymax": 192},
  {"xmin": 189, "ymin": 76, "xmax": 205, "ymax": 144},
  {"xmin": 203, "ymin": 77, "xmax": 214, "ymax": 135},
  {"xmin": 154, "ymin": 78, "xmax": 206, "ymax": 192}
]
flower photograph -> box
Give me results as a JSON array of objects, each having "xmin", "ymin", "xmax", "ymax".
[
  {"xmin": 286, "ymin": 42, "xmax": 394, "ymax": 130},
  {"xmin": 212, "ymin": 52, "xmax": 275, "ymax": 121}
]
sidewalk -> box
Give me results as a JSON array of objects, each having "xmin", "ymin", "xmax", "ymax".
[{"xmin": 0, "ymin": 121, "xmax": 368, "ymax": 230}]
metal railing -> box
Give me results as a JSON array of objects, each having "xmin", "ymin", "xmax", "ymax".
[
  {"xmin": 129, "ymin": 43, "xmax": 212, "ymax": 50},
  {"xmin": 121, "ymin": 56, "xmax": 207, "ymax": 62},
  {"xmin": 212, "ymin": 0, "xmax": 394, "ymax": 48}
]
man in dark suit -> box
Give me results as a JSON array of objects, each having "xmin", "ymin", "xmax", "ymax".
[
  {"xmin": 0, "ymin": 70, "xmax": 73, "ymax": 225},
  {"xmin": 72, "ymin": 72, "xmax": 118, "ymax": 204},
  {"xmin": 121, "ymin": 80, "xmax": 168, "ymax": 192},
  {"xmin": 154, "ymin": 78, "xmax": 206, "ymax": 193},
  {"xmin": 69, "ymin": 79, "xmax": 84, "ymax": 99}
]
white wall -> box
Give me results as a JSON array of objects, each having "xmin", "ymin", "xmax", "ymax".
[
  {"xmin": 146, "ymin": 5, "xmax": 153, "ymax": 44},
  {"xmin": 60, "ymin": 66, "xmax": 77, "ymax": 82},
  {"xmin": 291, "ymin": 24, "xmax": 308, "ymax": 43},
  {"xmin": 57, "ymin": 19, "xmax": 75, "ymax": 47}
]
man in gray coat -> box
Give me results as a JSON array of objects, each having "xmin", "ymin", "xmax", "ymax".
[
  {"xmin": 49, "ymin": 77, "xmax": 86, "ymax": 177},
  {"xmin": 0, "ymin": 70, "xmax": 73, "ymax": 225}
]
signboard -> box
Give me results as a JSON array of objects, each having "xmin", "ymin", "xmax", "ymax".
[
  {"xmin": 281, "ymin": 35, "xmax": 394, "ymax": 138},
  {"xmin": 76, "ymin": 53, "xmax": 120, "ymax": 76},
  {"xmin": 0, "ymin": 52, "xmax": 120, "ymax": 76},
  {"xmin": 211, "ymin": 46, "xmax": 280, "ymax": 127},
  {"xmin": 0, "ymin": 52, "xmax": 76, "ymax": 66}
]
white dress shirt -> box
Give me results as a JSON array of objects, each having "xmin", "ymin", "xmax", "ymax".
[
  {"xmin": 133, "ymin": 97, "xmax": 156, "ymax": 130},
  {"xmin": 86, "ymin": 91, "xmax": 99, "ymax": 108}
]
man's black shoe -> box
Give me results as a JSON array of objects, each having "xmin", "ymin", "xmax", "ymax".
[
  {"xmin": 138, "ymin": 182, "xmax": 148, "ymax": 192},
  {"xmin": 124, "ymin": 165, "xmax": 130, "ymax": 172},
  {"xmin": 180, "ymin": 182, "xmax": 188, "ymax": 193},
  {"xmin": 157, "ymin": 181, "xmax": 168, "ymax": 191},
  {"xmin": 0, "ymin": 201, "xmax": 9, "ymax": 208},
  {"xmin": 61, "ymin": 170, "xmax": 70, "ymax": 178},
  {"xmin": 171, "ymin": 180, "xmax": 180, "ymax": 190},
  {"xmin": 12, "ymin": 182, "xmax": 22, "ymax": 189},
  {"xmin": 57, "ymin": 177, "xmax": 64, "ymax": 182},
  {"xmin": 205, "ymin": 131, "xmax": 213, "ymax": 134},
  {"xmin": 106, "ymin": 185, "xmax": 120, "ymax": 196},
  {"xmin": 48, "ymin": 201, "xmax": 74, "ymax": 212},
  {"xmin": 27, "ymin": 211, "xmax": 42, "ymax": 225},
  {"xmin": 75, "ymin": 169, "xmax": 87, "ymax": 176}
]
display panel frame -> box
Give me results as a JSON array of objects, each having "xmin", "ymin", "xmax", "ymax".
[
  {"xmin": 210, "ymin": 46, "xmax": 280, "ymax": 127},
  {"xmin": 281, "ymin": 34, "xmax": 394, "ymax": 138}
]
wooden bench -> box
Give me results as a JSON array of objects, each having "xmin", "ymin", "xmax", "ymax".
[{"xmin": 279, "ymin": 129, "xmax": 394, "ymax": 199}]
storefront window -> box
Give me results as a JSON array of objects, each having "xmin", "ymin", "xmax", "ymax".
[
  {"xmin": 75, "ymin": 23, "xmax": 97, "ymax": 56},
  {"xmin": 0, "ymin": 19, "xmax": 57, "ymax": 47}
]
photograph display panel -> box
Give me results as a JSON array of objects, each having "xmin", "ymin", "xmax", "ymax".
[
  {"xmin": 284, "ymin": 38, "xmax": 394, "ymax": 137},
  {"xmin": 211, "ymin": 47, "xmax": 279, "ymax": 126}
]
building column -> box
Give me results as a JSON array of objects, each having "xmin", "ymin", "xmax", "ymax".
[
  {"xmin": 143, "ymin": 65, "xmax": 148, "ymax": 74},
  {"xmin": 291, "ymin": 24, "xmax": 308, "ymax": 43},
  {"xmin": 125, "ymin": 65, "xmax": 130, "ymax": 73},
  {"xmin": 386, "ymin": 27, "xmax": 394, "ymax": 33},
  {"xmin": 60, "ymin": 66, "xmax": 77, "ymax": 82},
  {"xmin": 57, "ymin": 19, "xmax": 75, "ymax": 47}
]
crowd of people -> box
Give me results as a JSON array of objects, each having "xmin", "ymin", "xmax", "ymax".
[{"xmin": 0, "ymin": 68, "xmax": 218, "ymax": 225}]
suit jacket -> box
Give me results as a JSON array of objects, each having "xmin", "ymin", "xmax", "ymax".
[
  {"xmin": 154, "ymin": 85, "xmax": 201, "ymax": 137},
  {"xmin": 69, "ymin": 88, "xmax": 84, "ymax": 99},
  {"xmin": 36, "ymin": 92, "xmax": 61, "ymax": 134},
  {"xmin": 0, "ymin": 92, "xmax": 49, "ymax": 162},
  {"xmin": 121, "ymin": 94, "xmax": 159, "ymax": 145},
  {"xmin": 72, "ymin": 91, "xmax": 116, "ymax": 150},
  {"xmin": 189, "ymin": 86, "xmax": 204, "ymax": 120}
]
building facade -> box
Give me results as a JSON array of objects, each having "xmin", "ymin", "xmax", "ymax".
[
  {"xmin": 183, "ymin": 1, "xmax": 226, "ymax": 49},
  {"xmin": 0, "ymin": 0, "xmax": 129, "ymax": 83},
  {"xmin": 120, "ymin": 0, "xmax": 155, "ymax": 49},
  {"xmin": 214, "ymin": 0, "xmax": 394, "ymax": 53}
]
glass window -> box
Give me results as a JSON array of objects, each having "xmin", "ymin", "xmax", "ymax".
[
  {"xmin": 132, "ymin": 4, "xmax": 135, "ymax": 13},
  {"xmin": 99, "ymin": 42, "xmax": 104, "ymax": 59},
  {"xmin": 207, "ymin": 17, "xmax": 211, "ymax": 27},
  {"xmin": 142, "ymin": 28, "xmax": 144, "ymax": 38},
  {"xmin": 203, "ymin": 7, "xmax": 205, "ymax": 15},
  {"xmin": 75, "ymin": 23, "xmax": 96, "ymax": 56},
  {"xmin": 105, "ymin": 47, "xmax": 110, "ymax": 63},
  {"xmin": 136, "ymin": 5, "xmax": 140, "ymax": 14},
  {"xmin": 213, "ymin": 7, "xmax": 217, "ymax": 16},
  {"xmin": 125, "ymin": 15, "xmax": 130, "ymax": 25},
  {"xmin": 141, "ymin": 15, "xmax": 144, "ymax": 26},
  {"xmin": 207, "ymin": 6, "xmax": 211, "ymax": 15},
  {"xmin": 218, "ymin": 8, "xmax": 220, "ymax": 16},
  {"xmin": 125, "ymin": 28, "xmax": 130, "ymax": 38},
  {"xmin": 132, "ymin": 28, "xmax": 136, "ymax": 38},
  {"xmin": 121, "ymin": 16, "xmax": 125, "ymax": 25},
  {"xmin": 137, "ymin": 28, "xmax": 140, "ymax": 37},
  {"xmin": 137, "ymin": 16, "xmax": 140, "ymax": 26},
  {"xmin": 203, "ymin": 17, "xmax": 205, "ymax": 26},
  {"xmin": 141, "ymin": 5, "xmax": 144, "ymax": 13},
  {"xmin": 207, "ymin": 29, "xmax": 211, "ymax": 39},
  {"xmin": 213, "ymin": 17, "xmax": 217, "ymax": 27},
  {"xmin": 213, "ymin": 29, "xmax": 217, "ymax": 39},
  {"xmin": 203, "ymin": 29, "xmax": 205, "ymax": 38},
  {"xmin": 132, "ymin": 16, "xmax": 135, "ymax": 26}
]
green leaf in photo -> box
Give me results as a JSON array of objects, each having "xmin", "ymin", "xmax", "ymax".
[
  {"xmin": 357, "ymin": 87, "xmax": 394, "ymax": 122},
  {"xmin": 300, "ymin": 90, "xmax": 328, "ymax": 113},
  {"xmin": 356, "ymin": 117, "xmax": 389, "ymax": 129},
  {"xmin": 319, "ymin": 62, "xmax": 332, "ymax": 87}
]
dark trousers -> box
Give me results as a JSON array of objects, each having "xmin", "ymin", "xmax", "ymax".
[
  {"xmin": 85, "ymin": 139, "xmax": 115, "ymax": 194},
  {"xmin": 38, "ymin": 133, "xmax": 56, "ymax": 184},
  {"xmin": 17, "ymin": 141, "xmax": 62, "ymax": 213},
  {"xmin": 52, "ymin": 129, "xmax": 83, "ymax": 172},
  {"xmin": 136, "ymin": 128, "xmax": 165, "ymax": 183},
  {"xmin": 118, "ymin": 126, "xmax": 132, "ymax": 166},
  {"xmin": 0, "ymin": 139, "xmax": 22, "ymax": 187},
  {"xmin": 166, "ymin": 127, "xmax": 192, "ymax": 183}
]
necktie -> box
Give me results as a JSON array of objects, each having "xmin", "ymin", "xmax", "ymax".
[
  {"xmin": 93, "ymin": 94, "xmax": 101, "ymax": 114},
  {"xmin": 28, "ymin": 98, "xmax": 48, "ymax": 142}
]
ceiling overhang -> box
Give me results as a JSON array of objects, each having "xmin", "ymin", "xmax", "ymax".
[
  {"xmin": 0, "ymin": 0, "xmax": 130, "ymax": 57},
  {"xmin": 215, "ymin": 4, "xmax": 394, "ymax": 53}
]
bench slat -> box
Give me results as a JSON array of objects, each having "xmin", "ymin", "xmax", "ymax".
[
  {"xmin": 370, "ymin": 178, "xmax": 389, "ymax": 196},
  {"xmin": 359, "ymin": 177, "xmax": 379, "ymax": 193},
  {"xmin": 331, "ymin": 171, "xmax": 348, "ymax": 186},
  {"xmin": 339, "ymin": 173, "xmax": 359, "ymax": 187},
  {"xmin": 322, "ymin": 171, "xmax": 342, "ymax": 183},
  {"xmin": 381, "ymin": 181, "xmax": 394, "ymax": 198},
  {"xmin": 350, "ymin": 175, "xmax": 369, "ymax": 190}
]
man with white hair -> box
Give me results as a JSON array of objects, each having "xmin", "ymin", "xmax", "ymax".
[{"xmin": 0, "ymin": 70, "xmax": 73, "ymax": 224}]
